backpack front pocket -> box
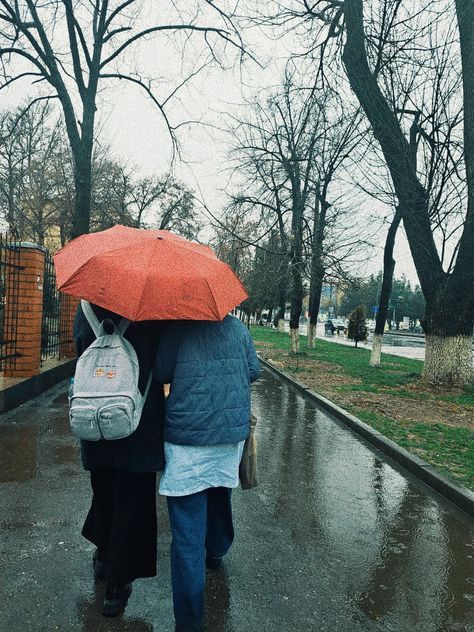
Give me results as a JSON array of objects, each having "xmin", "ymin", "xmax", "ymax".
[
  {"xmin": 98, "ymin": 401, "xmax": 136, "ymax": 440},
  {"xmin": 69, "ymin": 406, "xmax": 101, "ymax": 441}
]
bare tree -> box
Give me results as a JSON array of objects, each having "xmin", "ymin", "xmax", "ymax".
[
  {"xmin": 0, "ymin": 1, "xmax": 242, "ymax": 238},
  {"xmin": 0, "ymin": 108, "xmax": 27, "ymax": 235},
  {"xmin": 89, "ymin": 156, "xmax": 200, "ymax": 237},
  {"xmin": 305, "ymin": 102, "xmax": 363, "ymax": 347},
  {"xmin": 228, "ymin": 149, "xmax": 291, "ymax": 333},
  {"xmin": 0, "ymin": 101, "xmax": 63, "ymax": 243},
  {"xmin": 263, "ymin": 0, "xmax": 474, "ymax": 384},
  {"xmin": 229, "ymin": 69, "xmax": 327, "ymax": 352},
  {"xmin": 370, "ymin": 207, "xmax": 402, "ymax": 365}
]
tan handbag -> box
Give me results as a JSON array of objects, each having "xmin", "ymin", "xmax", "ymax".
[{"xmin": 239, "ymin": 414, "xmax": 258, "ymax": 490}]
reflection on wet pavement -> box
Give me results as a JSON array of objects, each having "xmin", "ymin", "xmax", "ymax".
[
  {"xmin": 245, "ymin": 371, "xmax": 474, "ymax": 631},
  {"xmin": 77, "ymin": 583, "xmax": 154, "ymax": 632},
  {"xmin": 0, "ymin": 423, "xmax": 38, "ymax": 483},
  {"xmin": 0, "ymin": 373, "xmax": 473, "ymax": 632},
  {"xmin": 205, "ymin": 568, "xmax": 231, "ymax": 631}
]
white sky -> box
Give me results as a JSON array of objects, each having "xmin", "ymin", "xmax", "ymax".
[
  {"xmin": 96, "ymin": 37, "xmax": 419, "ymax": 284},
  {"xmin": 1, "ymin": 2, "xmax": 419, "ymax": 284}
]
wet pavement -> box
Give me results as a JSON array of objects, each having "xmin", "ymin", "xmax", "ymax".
[
  {"xmin": 317, "ymin": 324, "xmax": 427, "ymax": 361},
  {"xmin": 1, "ymin": 370, "xmax": 474, "ymax": 632}
]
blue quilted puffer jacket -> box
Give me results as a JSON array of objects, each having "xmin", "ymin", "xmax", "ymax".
[{"xmin": 154, "ymin": 316, "xmax": 260, "ymax": 446}]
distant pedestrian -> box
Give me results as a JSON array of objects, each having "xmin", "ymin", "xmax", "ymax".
[
  {"xmin": 74, "ymin": 303, "xmax": 165, "ymax": 617},
  {"xmin": 154, "ymin": 315, "xmax": 260, "ymax": 632}
]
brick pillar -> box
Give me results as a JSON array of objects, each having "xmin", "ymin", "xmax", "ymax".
[
  {"xmin": 3, "ymin": 243, "xmax": 46, "ymax": 378},
  {"xmin": 60, "ymin": 294, "xmax": 80, "ymax": 358}
]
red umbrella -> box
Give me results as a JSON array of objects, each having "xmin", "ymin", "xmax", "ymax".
[{"xmin": 54, "ymin": 225, "xmax": 248, "ymax": 321}]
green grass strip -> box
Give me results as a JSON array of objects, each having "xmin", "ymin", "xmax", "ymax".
[{"xmin": 251, "ymin": 326, "xmax": 474, "ymax": 490}]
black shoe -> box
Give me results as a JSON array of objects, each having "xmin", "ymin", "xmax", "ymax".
[
  {"xmin": 102, "ymin": 583, "xmax": 132, "ymax": 617},
  {"xmin": 92, "ymin": 549, "xmax": 106, "ymax": 582},
  {"xmin": 206, "ymin": 555, "xmax": 223, "ymax": 569}
]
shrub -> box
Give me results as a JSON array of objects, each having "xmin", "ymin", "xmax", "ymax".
[{"xmin": 348, "ymin": 305, "xmax": 368, "ymax": 347}]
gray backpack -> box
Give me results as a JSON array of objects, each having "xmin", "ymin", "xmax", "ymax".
[{"xmin": 69, "ymin": 300, "xmax": 152, "ymax": 441}]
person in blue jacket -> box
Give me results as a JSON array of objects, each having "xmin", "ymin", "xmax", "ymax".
[{"xmin": 154, "ymin": 314, "xmax": 260, "ymax": 632}]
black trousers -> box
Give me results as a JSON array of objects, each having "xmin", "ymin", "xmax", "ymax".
[{"xmin": 82, "ymin": 468, "xmax": 157, "ymax": 584}]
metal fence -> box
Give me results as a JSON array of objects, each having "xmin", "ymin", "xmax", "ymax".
[
  {"xmin": 0, "ymin": 234, "xmax": 22, "ymax": 372},
  {"xmin": 41, "ymin": 250, "xmax": 74, "ymax": 365}
]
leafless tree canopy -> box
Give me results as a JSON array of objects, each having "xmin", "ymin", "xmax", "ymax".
[
  {"xmin": 249, "ymin": 0, "xmax": 473, "ymax": 382},
  {"xmin": 0, "ymin": 101, "xmax": 200, "ymax": 246},
  {"xmin": 0, "ymin": 0, "xmax": 243, "ymax": 236}
]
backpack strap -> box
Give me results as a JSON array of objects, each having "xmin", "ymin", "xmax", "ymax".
[
  {"xmin": 81, "ymin": 300, "xmax": 102, "ymax": 338},
  {"xmin": 82, "ymin": 300, "xmax": 132, "ymax": 338},
  {"xmin": 142, "ymin": 371, "xmax": 153, "ymax": 401},
  {"xmin": 117, "ymin": 317, "xmax": 131, "ymax": 336}
]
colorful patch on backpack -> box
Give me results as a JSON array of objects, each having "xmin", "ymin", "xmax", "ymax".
[
  {"xmin": 106, "ymin": 369, "xmax": 117, "ymax": 379},
  {"xmin": 94, "ymin": 367, "xmax": 105, "ymax": 377}
]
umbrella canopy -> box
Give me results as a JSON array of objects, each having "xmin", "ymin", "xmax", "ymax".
[{"xmin": 54, "ymin": 225, "xmax": 248, "ymax": 321}]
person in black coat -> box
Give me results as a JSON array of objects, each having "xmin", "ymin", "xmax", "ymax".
[{"xmin": 74, "ymin": 302, "xmax": 165, "ymax": 617}]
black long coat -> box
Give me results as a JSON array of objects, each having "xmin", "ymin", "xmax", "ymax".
[{"xmin": 73, "ymin": 303, "xmax": 165, "ymax": 472}]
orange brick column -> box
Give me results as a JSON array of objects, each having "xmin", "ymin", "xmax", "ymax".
[
  {"xmin": 3, "ymin": 243, "xmax": 46, "ymax": 378},
  {"xmin": 60, "ymin": 294, "xmax": 80, "ymax": 358}
]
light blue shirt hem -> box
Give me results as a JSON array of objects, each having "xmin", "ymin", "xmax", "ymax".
[{"xmin": 159, "ymin": 440, "xmax": 245, "ymax": 497}]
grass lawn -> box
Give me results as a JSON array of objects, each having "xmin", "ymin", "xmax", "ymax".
[{"xmin": 251, "ymin": 326, "xmax": 474, "ymax": 491}]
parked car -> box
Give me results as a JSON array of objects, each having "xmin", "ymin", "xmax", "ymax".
[
  {"xmin": 367, "ymin": 319, "xmax": 376, "ymax": 332},
  {"xmin": 325, "ymin": 318, "xmax": 345, "ymax": 334},
  {"xmin": 332, "ymin": 318, "xmax": 346, "ymax": 332}
]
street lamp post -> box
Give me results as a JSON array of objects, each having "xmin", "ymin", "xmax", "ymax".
[{"xmin": 392, "ymin": 296, "xmax": 403, "ymax": 330}]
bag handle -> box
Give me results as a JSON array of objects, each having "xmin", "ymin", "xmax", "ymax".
[{"xmin": 81, "ymin": 300, "xmax": 131, "ymax": 338}]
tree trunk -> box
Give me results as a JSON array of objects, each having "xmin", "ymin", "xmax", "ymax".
[
  {"xmin": 277, "ymin": 274, "xmax": 287, "ymax": 332},
  {"xmin": 422, "ymin": 275, "xmax": 474, "ymax": 383},
  {"xmin": 62, "ymin": 89, "xmax": 96, "ymax": 239},
  {"xmin": 290, "ymin": 327, "xmax": 300, "ymax": 354},
  {"xmin": 275, "ymin": 211, "xmax": 289, "ymax": 335},
  {"xmin": 370, "ymin": 334, "xmax": 383, "ymax": 366},
  {"xmin": 370, "ymin": 207, "xmax": 402, "ymax": 366},
  {"xmin": 288, "ymin": 163, "xmax": 304, "ymax": 355},
  {"xmin": 424, "ymin": 336, "xmax": 473, "ymax": 385},
  {"xmin": 72, "ymin": 150, "xmax": 92, "ymax": 238},
  {"xmin": 307, "ymin": 322, "xmax": 317, "ymax": 348},
  {"xmin": 307, "ymin": 193, "xmax": 326, "ymax": 350},
  {"xmin": 289, "ymin": 233, "xmax": 304, "ymax": 335},
  {"xmin": 289, "ymin": 261, "xmax": 303, "ymax": 353}
]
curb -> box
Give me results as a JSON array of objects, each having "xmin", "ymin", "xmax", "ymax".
[
  {"xmin": 0, "ymin": 359, "xmax": 76, "ymax": 414},
  {"xmin": 259, "ymin": 356, "xmax": 474, "ymax": 519}
]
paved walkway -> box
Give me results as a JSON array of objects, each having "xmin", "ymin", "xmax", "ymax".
[
  {"xmin": 0, "ymin": 371, "xmax": 473, "ymax": 631},
  {"xmin": 289, "ymin": 323, "xmax": 426, "ymax": 361},
  {"xmin": 318, "ymin": 330, "xmax": 426, "ymax": 361}
]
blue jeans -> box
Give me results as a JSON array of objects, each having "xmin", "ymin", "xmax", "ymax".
[{"xmin": 167, "ymin": 487, "xmax": 234, "ymax": 631}]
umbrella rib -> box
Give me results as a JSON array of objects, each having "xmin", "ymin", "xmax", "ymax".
[
  {"xmin": 204, "ymin": 276, "xmax": 221, "ymax": 319},
  {"xmin": 55, "ymin": 252, "xmax": 103, "ymax": 290},
  {"xmin": 133, "ymin": 240, "xmax": 160, "ymax": 320}
]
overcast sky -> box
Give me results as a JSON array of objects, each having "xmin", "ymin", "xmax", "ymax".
[
  {"xmin": 102, "ymin": 34, "xmax": 419, "ymax": 285},
  {"xmin": 2, "ymin": 1, "xmax": 419, "ymax": 284}
]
